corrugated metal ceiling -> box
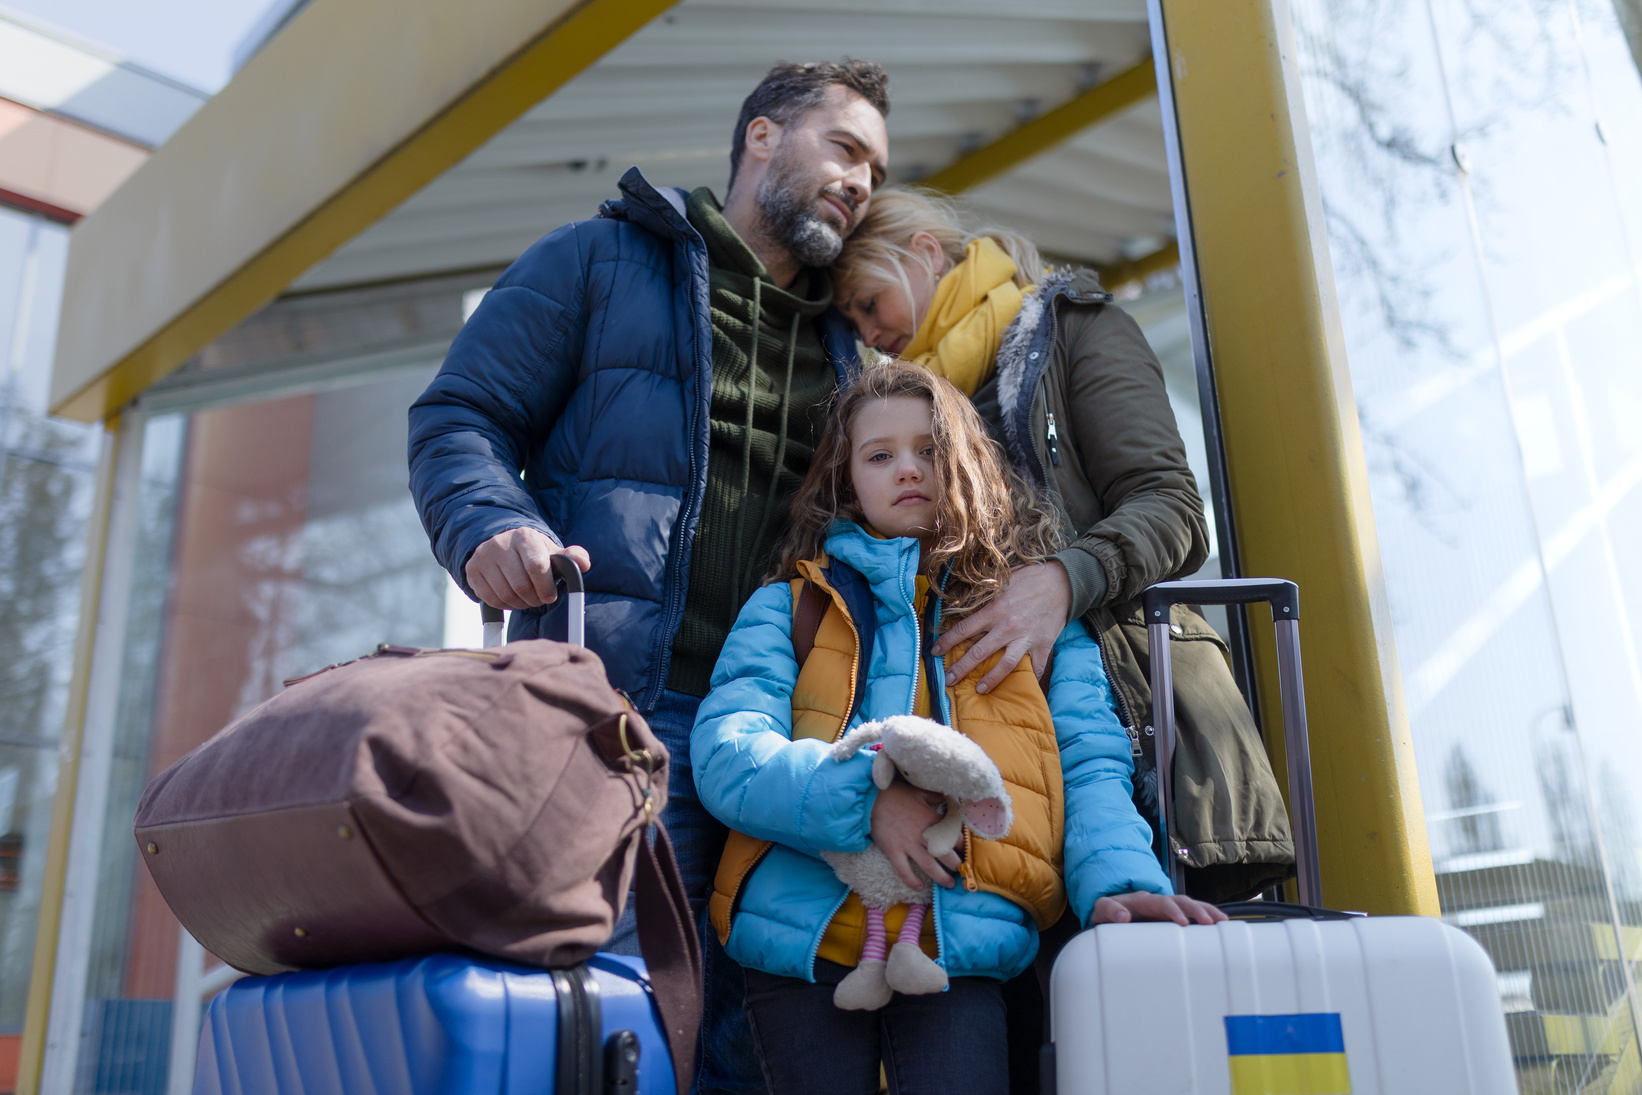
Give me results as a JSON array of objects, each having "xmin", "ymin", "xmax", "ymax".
[{"xmin": 293, "ymin": 0, "xmax": 1171, "ymax": 291}]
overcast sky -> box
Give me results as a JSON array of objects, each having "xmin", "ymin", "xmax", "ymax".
[{"xmin": 3, "ymin": 0, "xmax": 273, "ymax": 92}]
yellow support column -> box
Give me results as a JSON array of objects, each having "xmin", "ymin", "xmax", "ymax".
[{"xmin": 1157, "ymin": 0, "xmax": 1439, "ymax": 916}]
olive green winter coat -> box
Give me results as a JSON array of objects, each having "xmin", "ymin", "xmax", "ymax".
[{"xmin": 972, "ymin": 269, "xmax": 1294, "ymax": 902}]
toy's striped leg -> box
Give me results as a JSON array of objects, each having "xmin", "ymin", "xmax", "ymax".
[
  {"xmin": 885, "ymin": 901, "xmax": 947, "ymax": 995},
  {"xmin": 897, "ymin": 904, "xmax": 926, "ymax": 947},
  {"xmin": 834, "ymin": 905, "xmax": 892, "ymax": 1010},
  {"xmin": 862, "ymin": 904, "xmax": 888, "ymax": 962}
]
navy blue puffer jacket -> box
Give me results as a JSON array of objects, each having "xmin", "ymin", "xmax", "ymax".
[{"xmin": 408, "ymin": 168, "xmax": 859, "ymax": 712}]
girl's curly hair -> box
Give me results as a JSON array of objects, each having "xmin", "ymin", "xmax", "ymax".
[{"xmin": 769, "ymin": 360, "xmax": 1065, "ymax": 620}]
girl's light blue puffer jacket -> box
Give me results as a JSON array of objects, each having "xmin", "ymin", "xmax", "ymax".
[{"xmin": 691, "ymin": 521, "xmax": 1170, "ymax": 983}]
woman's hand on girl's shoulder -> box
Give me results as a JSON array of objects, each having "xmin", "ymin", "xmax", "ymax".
[
  {"xmin": 1089, "ymin": 892, "xmax": 1227, "ymax": 927},
  {"xmin": 931, "ymin": 561, "xmax": 1071, "ymax": 693}
]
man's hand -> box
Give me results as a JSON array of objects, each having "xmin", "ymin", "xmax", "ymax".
[
  {"xmin": 870, "ymin": 780, "xmax": 962, "ymax": 891},
  {"xmin": 931, "ymin": 561, "xmax": 1072, "ymax": 694},
  {"xmin": 1089, "ymin": 891, "xmax": 1227, "ymax": 927},
  {"xmin": 465, "ymin": 528, "xmax": 591, "ymax": 610}
]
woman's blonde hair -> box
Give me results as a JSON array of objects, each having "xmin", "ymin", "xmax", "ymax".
[
  {"xmin": 770, "ymin": 360, "xmax": 1064, "ymax": 621},
  {"xmin": 832, "ymin": 186, "xmax": 1045, "ymax": 313}
]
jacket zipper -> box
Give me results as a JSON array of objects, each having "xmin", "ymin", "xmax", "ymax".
[
  {"xmin": 808, "ymin": 887, "xmax": 854, "ymax": 980},
  {"xmin": 1094, "ymin": 627, "xmax": 1141, "ymax": 756},
  {"xmin": 1021, "ymin": 295, "xmax": 1062, "ymax": 488},
  {"xmin": 643, "ymin": 238, "xmax": 712, "ymax": 712},
  {"xmin": 1045, "ymin": 410, "xmax": 1061, "ymax": 467},
  {"xmin": 921, "ymin": 570, "xmax": 963, "ymax": 965},
  {"xmin": 906, "ymin": 548, "xmax": 923, "ymax": 718}
]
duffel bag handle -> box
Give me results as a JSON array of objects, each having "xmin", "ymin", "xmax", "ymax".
[{"xmin": 480, "ymin": 553, "xmax": 585, "ymax": 647}]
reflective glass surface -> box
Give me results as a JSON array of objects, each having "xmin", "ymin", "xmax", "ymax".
[
  {"xmin": 0, "ymin": 206, "xmax": 97, "ymax": 1081},
  {"xmin": 70, "ymin": 363, "xmax": 454, "ymax": 1093},
  {"xmin": 1290, "ymin": 0, "xmax": 1642, "ymax": 1086}
]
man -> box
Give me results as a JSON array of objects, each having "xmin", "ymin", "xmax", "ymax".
[{"xmin": 409, "ymin": 61, "xmax": 890, "ymax": 1093}]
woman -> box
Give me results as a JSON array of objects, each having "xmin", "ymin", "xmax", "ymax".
[{"xmin": 832, "ymin": 189, "xmax": 1294, "ymax": 1086}]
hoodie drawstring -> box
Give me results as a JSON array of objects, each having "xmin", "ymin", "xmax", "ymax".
[
  {"xmin": 728, "ymin": 280, "xmax": 802, "ymax": 605},
  {"xmin": 746, "ymin": 312, "xmax": 801, "ymax": 587}
]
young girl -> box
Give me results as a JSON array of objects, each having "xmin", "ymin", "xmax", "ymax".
[{"xmin": 691, "ymin": 362, "xmax": 1221, "ymax": 1094}]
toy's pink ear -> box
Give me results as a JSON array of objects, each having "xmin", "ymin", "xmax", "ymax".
[{"xmin": 964, "ymin": 797, "xmax": 1012, "ymax": 840}]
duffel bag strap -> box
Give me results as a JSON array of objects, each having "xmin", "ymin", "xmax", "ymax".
[{"xmin": 635, "ymin": 821, "xmax": 702, "ymax": 1094}]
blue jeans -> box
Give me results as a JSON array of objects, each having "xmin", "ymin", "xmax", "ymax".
[
  {"xmin": 606, "ymin": 689, "xmax": 766, "ymax": 1095},
  {"xmin": 743, "ymin": 960, "xmax": 1009, "ymax": 1095}
]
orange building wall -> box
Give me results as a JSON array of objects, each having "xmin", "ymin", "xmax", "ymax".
[{"xmin": 122, "ymin": 395, "xmax": 315, "ymax": 999}]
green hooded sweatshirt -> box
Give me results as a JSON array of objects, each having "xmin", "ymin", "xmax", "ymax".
[{"xmin": 667, "ymin": 188, "xmax": 837, "ymax": 697}]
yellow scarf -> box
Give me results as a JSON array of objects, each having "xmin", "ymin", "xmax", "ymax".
[{"xmin": 903, "ymin": 238, "xmax": 1031, "ymax": 397}]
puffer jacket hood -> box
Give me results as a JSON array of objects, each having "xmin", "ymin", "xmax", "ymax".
[
  {"xmin": 408, "ymin": 167, "xmax": 859, "ymax": 713},
  {"xmin": 691, "ymin": 521, "xmax": 1169, "ymax": 984}
]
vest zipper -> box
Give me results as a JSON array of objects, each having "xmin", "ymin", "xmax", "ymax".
[
  {"xmin": 835, "ymin": 593, "xmax": 862, "ymax": 739},
  {"xmin": 960, "ymin": 827, "xmax": 978, "ymax": 892},
  {"xmin": 1045, "ymin": 410, "xmax": 1061, "ymax": 467}
]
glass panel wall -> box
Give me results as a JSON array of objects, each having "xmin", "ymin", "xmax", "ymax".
[
  {"xmin": 0, "ymin": 204, "xmax": 98, "ymax": 1091},
  {"xmin": 68, "ymin": 369, "xmax": 454, "ymax": 1093},
  {"xmin": 54, "ymin": 270, "xmax": 493, "ymax": 1094},
  {"xmin": 1289, "ymin": 0, "xmax": 1642, "ymax": 1088}
]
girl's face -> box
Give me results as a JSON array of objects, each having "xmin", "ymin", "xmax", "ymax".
[
  {"xmin": 849, "ymin": 395, "xmax": 939, "ymax": 542},
  {"xmin": 839, "ymin": 232, "xmax": 950, "ymax": 356}
]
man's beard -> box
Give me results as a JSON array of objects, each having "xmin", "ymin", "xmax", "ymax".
[{"xmin": 755, "ymin": 145, "xmax": 854, "ymax": 268}]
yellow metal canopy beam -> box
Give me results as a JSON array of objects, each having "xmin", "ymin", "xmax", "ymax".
[
  {"xmin": 1158, "ymin": 0, "xmax": 1438, "ymax": 916},
  {"xmin": 49, "ymin": 0, "xmax": 679, "ymax": 423},
  {"xmin": 1096, "ymin": 240, "xmax": 1180, "ymax": 295},
  {"xmin": 921, "ymin": 59, "xmax": 1157, "ymax": 195}
]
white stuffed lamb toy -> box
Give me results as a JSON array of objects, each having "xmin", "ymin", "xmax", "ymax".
[{"xmin": 821, "ymin": 715, "xmax": 1013, "ymax": 1011}]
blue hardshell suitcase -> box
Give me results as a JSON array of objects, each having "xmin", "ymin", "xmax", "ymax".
[
  {"xmin": 193, "ymin": 952, "xmax": 674, "ymax": 1095},
  {"xmin": 191, "ymin": 581, "xmax": 682, "ymax": 1095}
]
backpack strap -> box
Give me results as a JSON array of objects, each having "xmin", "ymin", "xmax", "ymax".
[
  {"xmin": 789, "ymin": 562, "xmax": 877, "ymax": 728},
  {"xmin": 792, "ymin": 579, "xmax": 831, "ymax": 668}
]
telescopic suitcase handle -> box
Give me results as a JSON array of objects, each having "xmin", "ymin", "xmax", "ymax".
[
  {"xmin": 479, "ymin": 554, "xmax": 586, "ymax": 649},
  {"xmin": 1140, "ymin": 578, "xmax": 1319, "ymax": 908}
]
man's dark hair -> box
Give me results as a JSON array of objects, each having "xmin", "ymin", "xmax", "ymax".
[{"xmin": 729, "ymin": 60, "xmax": 890, "ymax": 187}]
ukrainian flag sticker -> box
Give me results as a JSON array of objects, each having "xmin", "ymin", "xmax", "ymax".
[{"xmin": 1224, "ymin": 1013, "xmax": 1351, "ymax": 1095}]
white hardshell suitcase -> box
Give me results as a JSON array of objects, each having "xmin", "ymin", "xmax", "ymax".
[{"xmin": 1049, "ymin": 579, "xmax": 1517, "ymax": 1095}]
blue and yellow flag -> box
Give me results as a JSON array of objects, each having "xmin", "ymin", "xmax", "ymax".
[{"xmin": 1224, "ymin": 1013, "xmax": 1351, "ymax": 1095}]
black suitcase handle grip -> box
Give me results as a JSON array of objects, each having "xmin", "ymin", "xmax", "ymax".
[
  {"xmin": 480, "ymin": 553, "xmax": 585, "ymax": 624},
  {"xmin": 480, "ymin": 553, "xmax": 587, "ymax": 649},
  {"xmin": 1142, "ymin": 578, "xmax": 1298, "ymax": 622}
]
